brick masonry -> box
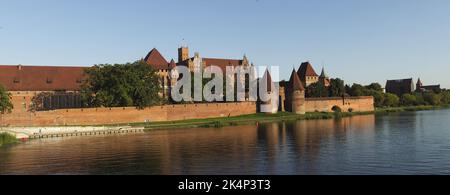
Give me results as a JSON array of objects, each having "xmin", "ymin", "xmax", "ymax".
[{"xmin": 1, "ymin": 93, "xmax": 373, "ymax": 127}]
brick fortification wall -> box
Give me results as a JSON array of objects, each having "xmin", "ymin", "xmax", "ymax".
[
  {"xmin": 1, "ymin": 102, "xmax": 257, "ymax": 127},
  {"xmin": 305, "ymin": 96, "xmax": 374, "ymax": 113}
]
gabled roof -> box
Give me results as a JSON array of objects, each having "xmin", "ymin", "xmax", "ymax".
[
  {"xmin": 297, "ymin": 61, "xmax": 318, "ymax": 77},
  {"xmin": 0, "ymin": 65, "xmax": 86, "ymax": 91},
  {"xmin": 289, "ymin": 69, "xmax": 304, "ymax": 91},
  {"xmin": 144, "ymin": 48, "xmax": 169, "ymax": 70}
]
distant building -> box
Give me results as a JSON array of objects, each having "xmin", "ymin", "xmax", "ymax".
[
  {"xmin": 416, "ymin": 78, "xmax": 441, "ymax": 93},
  {"xmin": 385, "ymin": 78, "xmax": 414, "ymax": 97},
  {"xmin": 319, "ymin": 67, "xmax": 331, "ymax": 87},
  {"xmin": 297, "ymin": 62, "xmax": 319, "ymax": 87}
]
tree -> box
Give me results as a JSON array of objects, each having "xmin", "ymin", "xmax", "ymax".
[
  {"xmin": 366, "ymin": 83, "xmax": 383, "ymax": 92},
  {"xmin": 0, "ymin": 85, "xmax": 13, "ymax": 114},
  {"xmin": 366, "ymin": 90, "xmax": 385, "ymax": 107},
  {"xmin": 423, "ymin": 92, "xmax": 441, "ymax": 106},
  {"xmin": 401, "ymin": 94, "xmax": 417, "ymax": 106},
  {"xmin": 383, "ymin": 93, "xmax": 399, "ymax": 107},
  {"xmin": 441, "ymin": 91, "xmax": 450, "ymax": 104},
  {"xmin": 329, "ymin": 78, "xmax": 345, "ymax": 97},
  {"xmin": 306, "ymin": 82, "xmax": 328, "ymax": 98},
  {"xmin": 349, "ymin": 84, "xmax": 366, "ymax": 96},
  {"xmin": 81, "ymin": 60, "xmax": 162, "ymax": 109}
]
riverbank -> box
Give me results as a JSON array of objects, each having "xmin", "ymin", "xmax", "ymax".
[
  {"xmin": 2, "ymin": 104, "xmax": 448, "ymax": 142},
  {"xmin": 134, "ymin": 104, "xmax": 450, "ymax": 131},
  {"xmin": 0, "ymin": 133, "xmax": 18, "ymax": 147}
]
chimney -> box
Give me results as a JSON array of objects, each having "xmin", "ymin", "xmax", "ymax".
[{"xmin": 17, "ymin": 64, "xmax": 22, "ymax": 70}]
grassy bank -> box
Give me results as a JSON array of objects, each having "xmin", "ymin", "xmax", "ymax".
[
  {"xmin": 137, "ymin": 111, "xmax": 374, "ymax": 131},
  {"xmin": 136, "ymin": 104, "xmax": 449, "ymax": 131},
  {"xmin": 375, "ymin": 104, "xmax": 450, "ymax": 113},
  {"xmin": 0, "ymin": 132, "xmax": 18, "ymax": 147}
]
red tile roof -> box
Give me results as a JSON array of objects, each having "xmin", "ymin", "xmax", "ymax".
[
  {"xmin": 298, "ymin": 61, "xmax": 318, "ymax": 77},
  {"xmin": 289, "ymin": 69, "xmax": 304, "ymax": 91},
  {"xmin": 144, "ymin": 48, "xmax": 169, "ymax": 70},
  {"xmin": 202, "ymin": 58, "xmax": 243, "ymax": 72},
  {"xmin": 0, "ymin": 65, "xmax": 86, "ymax": 91}
]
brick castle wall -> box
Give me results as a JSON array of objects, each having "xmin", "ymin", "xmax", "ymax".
[
  {"xmin": 305, "ymin": 96, "xmax": 374, "ymax": 113},
  {"xmin": 1, "ymin": 93, "xmax": 374, "ymax": 127},
  {"xmin": 1, "ymin": 101, "xmax": 257, "ymax": 127}
]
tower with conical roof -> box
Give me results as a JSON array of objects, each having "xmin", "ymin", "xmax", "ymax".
[
  {"xmin": 287, "ymin": 69, "xmax": 306, "ymax": 114},
  {"xmin": 259, "ymin": 69, "xmax": 278, "ymax": 114},
  {"xmin": 416, "ymin": 78, "xmax": 423, "ymax": 92},
  {"xmin": 319, "ymin": 67, "xmax": 331, "ymax": 87}
]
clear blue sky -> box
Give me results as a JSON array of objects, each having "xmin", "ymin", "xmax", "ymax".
[{"xmin": 1, "ymin": 0, "xmax": 450, "ymax": 88}]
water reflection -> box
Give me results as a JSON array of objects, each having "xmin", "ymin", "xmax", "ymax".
[{"xmin": 2, "ymin": 110, "xmax": 450, "ymax": 175}]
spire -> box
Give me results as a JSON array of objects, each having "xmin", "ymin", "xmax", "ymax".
[
  {"xmin": 262, "ymin": 69, "xmax": 273, "ymax": 92},
  {"xmin": 320, "ymin": 67, "xmax": 329, "ymax": 78},
  {"xmin": 169, "ymin": 59, "xmax": 177, "ymax": 69},
  {"xmin": 289, "ymin": 68, "xmax": 305, "ymax": 91},
  {"xmin": 417, "ymin": 78, "xmax": 423, "ymax": 86}
]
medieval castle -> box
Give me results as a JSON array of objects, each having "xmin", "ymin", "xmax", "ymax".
[{"xmin": 0, "ymin": 47, "xmax": 374, "ymax": 126}]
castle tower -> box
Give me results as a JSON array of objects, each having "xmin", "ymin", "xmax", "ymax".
[
  {"xmin": 259, "ymin": 69, "xmax": 278, "ymax": 114},
  {"xmin": 319, "ymin": 67, "xmax": 331, "ymax": 87},
  {"xmin": 288, "ymin": 69, "xmax": 306, "ymax": 114},
  {"xmin": 416, "ymin": 78, "xmax": 423, "ymax": 91},
  {"xmin": 178, "ymin": 47, "xmax": 189, "ymax": 63}
]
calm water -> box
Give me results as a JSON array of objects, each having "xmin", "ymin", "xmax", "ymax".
[{"xmin": 1, "ymin": 109, "xmax": 450, "ymax": 175}]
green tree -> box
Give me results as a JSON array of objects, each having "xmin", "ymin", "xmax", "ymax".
[
  {"xmin": 423, "ymin": 92, "xmax": 441, "ymax": 106},
  {"xmin": 383, "ymin": 93, "xmax": 400, "ymax": 107},
  {"xmin": 81, "ymin": 60, "xmax": 161, "ymax": 109},
  {"xmin": 0, "ymin": 85, "xmax": 13, "ymax": 114},
  {"xmin": 329, "ymin": 78, "xmax": 345, "ymax": 97},
  {"xmin": 400, "ymin": 94, "xmax": 417, "ymax": 106},
  {"xmin": 349, "ymin": 84, "xmax": 366, "ymax": 96},
  {"xmin": 366, "ymin": 90, "xmax": 385, "ymax": 107},
  {"xmin": 306, "ymin": 82, "xmax": 329, "ymax": 98},
  {"xmin": 366, "ymin": 83, "xmax": 383, "ymax": 92},
  {"xmin": 441, "ymin": 91, "xmax": 450, "ymax": 104}
]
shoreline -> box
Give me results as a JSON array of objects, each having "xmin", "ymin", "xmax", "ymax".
[{"xmin": 1, "ymin": 104, "xmax": 449, "ymax": 143}]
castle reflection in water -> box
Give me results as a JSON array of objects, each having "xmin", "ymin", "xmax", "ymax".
[{"xmin": 0, "ymin": 115, "xmax": 377, "ymax": 175}]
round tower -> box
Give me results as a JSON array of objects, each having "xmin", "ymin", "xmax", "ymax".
[{"xmin": 288, "ymin": 69, "xmax": 306, "ymax": 114}]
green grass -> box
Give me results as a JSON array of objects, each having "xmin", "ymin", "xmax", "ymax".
[
  {"xmin": 375, "ymin": 104, "xmax": 450, "ymax": 113},
  {"xmin": 0, "ymin": 133, "xmax": 18, "ymax": 147}
]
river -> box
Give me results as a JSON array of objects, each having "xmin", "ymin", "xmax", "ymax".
[{"xmin": 1, "ymin": 109, "xmax": 450, "ymax": 175}]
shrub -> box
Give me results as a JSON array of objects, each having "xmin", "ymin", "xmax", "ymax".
[
  {"xmin": 383, "ymin": 93, "xmax": 400, "ymax": 107},
  {"xmin": 423, "ymin": 93, "xmax": 441, "ymax": 105},
  {"xmin": 401, "ymin": 94, "xmax": 417, "ymax": 106},
  {"xmin": 332, "ymin": 106, "xmax": 342, "ymax": 113}
]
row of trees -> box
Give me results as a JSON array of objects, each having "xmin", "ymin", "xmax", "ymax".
[
  {"xmin": 306, "ymin": 80, "xmax": 450, "ymax": 108},
  {"xmin": 346, "ymin": 83, "xmax": 450, "ymax": 107},
  {"xmin": 305, "ymin": 78, "xmax": 345, "ymax": 98}
]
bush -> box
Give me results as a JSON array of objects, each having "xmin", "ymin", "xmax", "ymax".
[
  {"xmin": 383, "ymin": 93, "xmax": 400, "ymax": 107},
  {"xmin": 423, "ymin": 93, "xmax": 441, "ymax": 105},
  {"xmin": 0, "ymin": 85, "xmax": 13, "ymax": 114},
  {"xmin": 401, "ymin": 94, "xmax": 417, "ymax": 106},
  {"xmin": 332, "ymin": 106, "xmax": 342, "ymax": 113}
]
